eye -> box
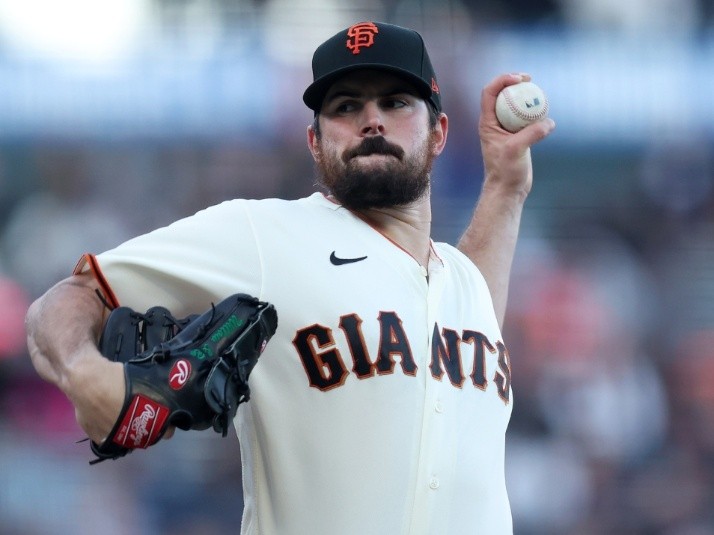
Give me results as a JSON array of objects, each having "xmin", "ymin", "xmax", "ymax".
[
  {"xmin": 382, "ymin": 96, "xmax": 409, "ymax": 109},
  {"xmin": 333, "ymin": 100, "xmax": 359, "ymax": 114}
]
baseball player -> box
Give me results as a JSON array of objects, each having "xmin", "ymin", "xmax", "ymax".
[{"xmin": 26, "ymin": 21, "xmax": 554, "ymax": 534}]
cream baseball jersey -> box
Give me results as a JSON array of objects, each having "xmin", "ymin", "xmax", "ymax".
[{"xmin": 76, "ymin": 192, "xmax": 514, "ymax": 534}]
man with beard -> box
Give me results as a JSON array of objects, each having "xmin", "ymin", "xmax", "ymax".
[{"xmin": 26, "ymin": 22, "xmax": 554, "ymax": 535}]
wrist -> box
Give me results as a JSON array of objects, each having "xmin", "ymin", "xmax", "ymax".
[{"xmin": 479, "ymin": 177, "xmax": 530, "ymax": 206}]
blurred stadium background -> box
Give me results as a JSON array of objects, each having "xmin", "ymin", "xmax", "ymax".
[{"xmin": 1, "ymin": 1, "xmax": 713, "ymax": 533}]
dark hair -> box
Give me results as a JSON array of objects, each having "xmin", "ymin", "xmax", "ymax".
[{"xmin": 312, "ymin": 103, "xmax": 440, "ymax": 140}]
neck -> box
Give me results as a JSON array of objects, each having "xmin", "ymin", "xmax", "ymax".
[{"xmin": 354, "ymin": 196, "xmax": 432, "ymax": 266}]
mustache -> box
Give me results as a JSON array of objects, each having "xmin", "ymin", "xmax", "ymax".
[{"xmin": 342, "ymin": 137, "xmax": 405, "ymax": 163}]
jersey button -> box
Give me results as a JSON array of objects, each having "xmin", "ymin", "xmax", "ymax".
[
  {"xmin": 429, "ymin": 477, "xmax": 440, "ymax": 490},
  {"xmin": 435, "ymin": 401, "xmax": 444, "ymax": 413}
]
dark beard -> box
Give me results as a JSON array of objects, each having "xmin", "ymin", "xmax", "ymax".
[{"xmin": 316, "ymin": 136, "xmax": 434, "ymax": 210}]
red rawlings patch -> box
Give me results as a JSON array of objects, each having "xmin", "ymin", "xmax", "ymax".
[
  {"xmin": 169, "ymin": 359, "xmax": 191, "ymax": 390},
  {"xmin": 112, "ymin": 394, "xmax": 169, "ymax": 449}
]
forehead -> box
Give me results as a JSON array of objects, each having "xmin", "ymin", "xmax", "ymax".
[{"xmin": 323, "ymin": 69, "xmax": 421, "ymax": 100}]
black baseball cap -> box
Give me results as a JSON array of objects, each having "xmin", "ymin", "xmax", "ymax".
[{"xmin": 303, "ymin": 21, "xmax": 442, "ymax": 113}]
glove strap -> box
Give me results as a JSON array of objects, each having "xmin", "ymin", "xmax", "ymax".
[{"xmin": 111, "ymin": 393, "xmax": 171, "ymax": 449}]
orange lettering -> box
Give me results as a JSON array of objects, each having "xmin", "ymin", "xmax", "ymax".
[{"xmin": 346, "ymin": 22, "xmax": 379, "ymax": 55}]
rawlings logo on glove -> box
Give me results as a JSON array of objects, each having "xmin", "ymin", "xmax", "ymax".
[
  {"xmin": 88, "ymin": 293, "xmax": 278, "ymax": 464},
  {"xmin": 116, "ymin": 395, "xmax": 168, "ymax": 449},
  {"xmin": 169, "ymin": 360, "xmax": 191, "ymax": 389}
]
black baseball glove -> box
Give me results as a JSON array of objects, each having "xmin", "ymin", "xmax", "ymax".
[{"xmin": 88, "ymin": 293, "xmax": 278, "ymax": 464}]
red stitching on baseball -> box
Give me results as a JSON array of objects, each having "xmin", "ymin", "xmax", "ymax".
[{"xmin": 504, "ymin": 89, "xmax": 548, "ymax": 121}]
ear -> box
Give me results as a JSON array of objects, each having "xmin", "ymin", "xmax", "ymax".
[
  {"xmin": 431, "ymin": 113, "xmax": 449, "ymax": 156},
  {"xmin": 307, "ymin": 123, "xmax": 320, "ymax": 162}
]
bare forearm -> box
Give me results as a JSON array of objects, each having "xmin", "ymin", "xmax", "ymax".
[
  {"xmin": 458, "ymin": 183, "xmax": 526, "ymax": 328},
  {"xmin": 26, "ymin": 274, "xmax": 127, "ymax": 443},
  {"xmin": 464, "ymin": 73, "xmax": 554, "ymax": 328},
  {"xmin": 25, "ymin": 274, "xmax": 105, "ymax": 394}
]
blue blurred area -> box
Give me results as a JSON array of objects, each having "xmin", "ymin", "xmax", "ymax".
[
  {"xmin": 1, "ymin": 1, "xmax": 714, "ymax": 534},
  {"xmin": 0, "ymin": 29, "xmax": 712, "ymax": 146}
]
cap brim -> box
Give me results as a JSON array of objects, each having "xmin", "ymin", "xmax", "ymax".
[{"xmin": 303, "ymin": 64, "xmax": 433, "ymax": 112}]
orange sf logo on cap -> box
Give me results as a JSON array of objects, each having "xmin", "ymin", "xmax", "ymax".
[{"xmin": 346, "ymin": 22, "xmax": 379, "ymax": 55}]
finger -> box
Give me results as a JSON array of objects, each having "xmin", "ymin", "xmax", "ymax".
[
  {"xmin": 511, "ymin": 117, "xmax": 556, "ymax": 147},
  {"xmin": 480, "ymin": 73, "xmax": 531, "ymax": 119},
  {"xmin": 163, "ymin": 426, "xmax": 176, "ymax": 440}
]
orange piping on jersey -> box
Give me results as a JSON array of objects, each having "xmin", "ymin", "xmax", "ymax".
[
  {"xmin": 352, "ymin": 210, "xmax": 444, "ymax": 268},
  {"xmin": 73, "ymin": 253, "xmax": 120, "ymax": 309},
  {"xmin": 319, "ymin": 192, "xmax": 343, "ymax": 210},
  {"xmin": 317, "ymin": 192, "xmax": 444, "ymax": 266},
  {"xmin": 429, "ymin": 241, "xmax": 443, "ymax": 264}
]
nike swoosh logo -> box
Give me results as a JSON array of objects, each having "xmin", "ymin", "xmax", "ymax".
[{"xmin": 330, "ymin": 251, "xmax": 368, "ymax": 265}]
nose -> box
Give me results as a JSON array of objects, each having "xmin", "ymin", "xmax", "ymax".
[{"xmin": 360, "ymin": 101, "xmax": 385, "ymax": 136}]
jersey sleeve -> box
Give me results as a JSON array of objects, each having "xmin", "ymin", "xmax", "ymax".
[
  {"xmin": 434, "ymin": 242, "xmax": 502, "ymax": 336},
  {"xmin": 75, "ymin": 199, "xmax": 263, "ymax": 316}
]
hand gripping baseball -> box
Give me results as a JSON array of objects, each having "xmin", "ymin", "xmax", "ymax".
[{"xmin": 89, "ymin": 293, "xmax": 278, "ymax": 464}]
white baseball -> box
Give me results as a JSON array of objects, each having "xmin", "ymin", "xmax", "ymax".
[{"xmin": 495, "ymin": 81, "xmax": 549, "ymax": 133}]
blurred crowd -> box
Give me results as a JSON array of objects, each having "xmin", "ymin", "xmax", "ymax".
[{"xmin": 1, "ymin": 1, "xmax": 714, "ymax": 534}]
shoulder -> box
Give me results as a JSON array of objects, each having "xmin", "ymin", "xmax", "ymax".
[
  {"xmin": 434, "ymin": 241, "xmax": 478, "ymax": 270},
  {"xmin": 177, "ymin": 194, "xmax": 326, "ymax": 225},
  {"xmin": 219, "ymin": 192, "xmax": 339, "ymax": 217},
  {"xmin": 434, "ymin": 241, "xmax": 488, "ymax": 283}
]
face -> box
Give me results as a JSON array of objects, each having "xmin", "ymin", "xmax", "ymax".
[{"xmin": 308, "ymin": 70, "xmax": 446, "ymax": 210}]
